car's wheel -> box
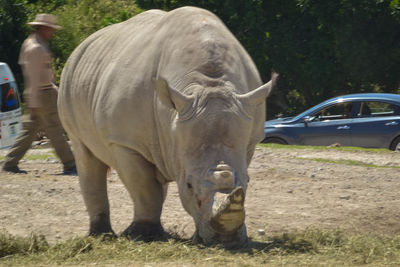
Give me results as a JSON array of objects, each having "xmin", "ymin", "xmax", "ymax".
[
  {"xmin": 262, "ymin": 137, "xmax": 288, "ymax": 144},
  {"xmin": 390, "ymin": 136, "xmax": 400, "ymax": 151}
]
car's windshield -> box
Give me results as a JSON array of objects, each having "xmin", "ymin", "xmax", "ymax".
[
  {"xmin": 292, "ymin": 100, "xmax": 330, "ymax": 121},
  {"xmin": 0, "ymin": 82, "xmax": 20, "ymax": 112}
]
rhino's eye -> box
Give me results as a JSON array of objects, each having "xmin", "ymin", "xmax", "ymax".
[{"xmin": 187, "ymin": 183, "xmax": 193, "ymax": 189}]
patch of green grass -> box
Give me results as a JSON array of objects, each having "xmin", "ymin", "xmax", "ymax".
[
  {"xmin": 0, "ymin": 152, "xmax": 56, "ymax": 161},
  {"xmin": 259, "ymin": 143, "xmax": 391, "ymax": 153},
  {"xmin": 23, "ymin": 153, "xmax": 57, "ymax": 161},
  {"xmin": 1, "ymin": 229, "xmax": 400, "ymax": 266},
  {"xmin": 297, "ymin": 157, "xmax": 400, "ymax": 168}
]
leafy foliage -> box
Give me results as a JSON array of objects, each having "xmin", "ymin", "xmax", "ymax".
[
  {"xmin": 1, "ymin": 0, "xmax": 141, "ymax": 89},
  {"xmin": 27, "ymin": 0, "xmax": 142, "ymax": 83},
  {"xmin": 1, "ymin": 0, "xmax": 400, "ymax": 118},
  {"xmin": 0, "ymin": 0, "xmax": 28, "ymax": 90},
  {"xmin": 137, "ymin": 0, "xmax": 400, "ymax": 118}
]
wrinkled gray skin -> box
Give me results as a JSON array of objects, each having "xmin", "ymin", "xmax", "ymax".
[{"xmin": 58, "ymin": 6, "xmax": 277, "ymax": 248}]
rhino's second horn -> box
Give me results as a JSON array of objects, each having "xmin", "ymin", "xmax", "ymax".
[{"xmin": 206, "ymin": 161, "xmax": 235, "ymax": 190}]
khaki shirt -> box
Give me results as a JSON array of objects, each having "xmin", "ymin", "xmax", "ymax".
[{"xmin": 18, "ymin": 33, "xmax": 55, "ymax": 108}]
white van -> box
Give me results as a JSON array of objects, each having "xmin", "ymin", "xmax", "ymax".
[{"xmin": 0, "ymin": 62, "xmax": 22, "ymax": 149}]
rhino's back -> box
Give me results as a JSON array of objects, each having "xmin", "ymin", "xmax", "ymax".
[{"xmin": 59, "ymin": 10, "xmax": 168, "ymax": 165}]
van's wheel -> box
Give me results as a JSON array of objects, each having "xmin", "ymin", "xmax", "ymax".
[
  {"xmin": 262, "ymin": 137, "xmax": 287, "ymax": 144},
  {"xmin": 390, "ymin": 136, "xmax": 400, "ymax": 151}
]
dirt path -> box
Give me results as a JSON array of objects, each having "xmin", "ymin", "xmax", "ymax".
[{"xmin": 1, "ymin": 146, "xmax": 400, "ymax": 243}]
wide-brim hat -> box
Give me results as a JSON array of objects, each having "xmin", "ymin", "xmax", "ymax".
[{"xmin": 28, "ymin": 14, "xmax": 62, "ymax": 30}]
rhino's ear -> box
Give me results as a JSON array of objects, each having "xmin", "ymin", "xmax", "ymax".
[
  {"xmin": 155, "ymin": 78, "xmax": 194, "ymax": 114},
  {"xmin": 237, "ymin": 72, "xmax": 279, "ymax": 106}
]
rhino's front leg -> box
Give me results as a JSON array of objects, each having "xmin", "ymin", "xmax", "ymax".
[
  {"xmin": 72, "ymin": 138, "xmax": 115, "ymax": 236},
  {"xmin": 111, "ymin": 145, "xmax": 167, "ymax": 241}
]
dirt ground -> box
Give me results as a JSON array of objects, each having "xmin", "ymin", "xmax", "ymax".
[{"xmin": 1, "ymin": 146, "xmax": 400, "ymax": 244}]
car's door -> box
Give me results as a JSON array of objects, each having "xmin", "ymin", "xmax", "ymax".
[
  {"xmin": 350, "ymin": 101, "xmax": 400, "ymax": 148},
  {"xmin": 296, "ymin": 102, "xmax": 354, "ymax": 146}
]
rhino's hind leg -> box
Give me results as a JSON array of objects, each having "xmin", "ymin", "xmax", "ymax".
[
  {"xmin": 72, "ymin": 138, "xmax": 115, "ymax": 237},
  {"xmin": 111, "ymin": 145, "xmax": 167, "ymax": 241}
]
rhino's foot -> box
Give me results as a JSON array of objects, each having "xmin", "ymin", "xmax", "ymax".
[
  {"xmin": 121, "ymin": 221, "xmax": 166, "ymax": 242},
  {"xmin": 89, "ymin": 213, "xmax": 116, "ymax": 238}
]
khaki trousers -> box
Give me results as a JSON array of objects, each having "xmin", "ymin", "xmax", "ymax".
[{"xmin": 4, "ymin": 88, "xmax": 75, "ymax": 170}]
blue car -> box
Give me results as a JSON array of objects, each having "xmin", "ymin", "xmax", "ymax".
[{"xmin": 263, "ymin": 93, "xmax": 400, "ymax": 151}]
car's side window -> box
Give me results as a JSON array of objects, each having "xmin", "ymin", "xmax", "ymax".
[
  {"xmin": 357, "ymin": 101, "xmax": 400, "ymax": 117},
  {"xmin": 313, "ymin": 103, "xmax": 353, "ymax": 121}
]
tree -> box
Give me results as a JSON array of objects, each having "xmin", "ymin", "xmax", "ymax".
[
  {"xmin": 136, "ymin": 0, "xmax": 400, "ymax": 118},
  {"xmin": 21, "ymin": 0, "xmax": 141, "ymax": 83},
  {"xmin": 0, "ymin": 0, "xmax": 28, "ymax": 92},
  {"xmin": 7, "ymin": 0, "xmax": 399, "ymax": 116}
]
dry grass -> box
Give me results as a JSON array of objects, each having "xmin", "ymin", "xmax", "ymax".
[{"xmin": 1, "ymin": 229, "xmax": 400, "ymax": 266}]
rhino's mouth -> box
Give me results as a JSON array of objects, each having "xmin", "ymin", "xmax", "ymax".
[
  {"xmin": 184, "ymin": 161, "xmax": 248, "ymax": 247},
  {"xmin": 192, "ymin": 223, "xmax": 248, "ymax": 248}
]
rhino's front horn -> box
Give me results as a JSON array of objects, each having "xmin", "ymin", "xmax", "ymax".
[{"xmin": 210, "ymin": 187, "xmax": 245, "ymax": 234}]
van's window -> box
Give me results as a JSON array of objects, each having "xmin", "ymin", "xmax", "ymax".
[{"xmin": 0, "ymin": 82, "xmax": 20, "ymax": 112}]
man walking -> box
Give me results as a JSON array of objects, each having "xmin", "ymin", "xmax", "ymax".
[{"xmin": 2, "ymin": 14, "xmax": 76, "ymax": 175}]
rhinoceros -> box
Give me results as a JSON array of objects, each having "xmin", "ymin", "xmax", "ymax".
[{"xmin": 58, "ymin": 6, "xmax": 277, "ymax": 247}]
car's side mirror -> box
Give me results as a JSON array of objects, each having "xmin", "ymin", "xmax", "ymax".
[{"xmin": 303, "ymin": 116, "xmax": 315, "ymax": 126}]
